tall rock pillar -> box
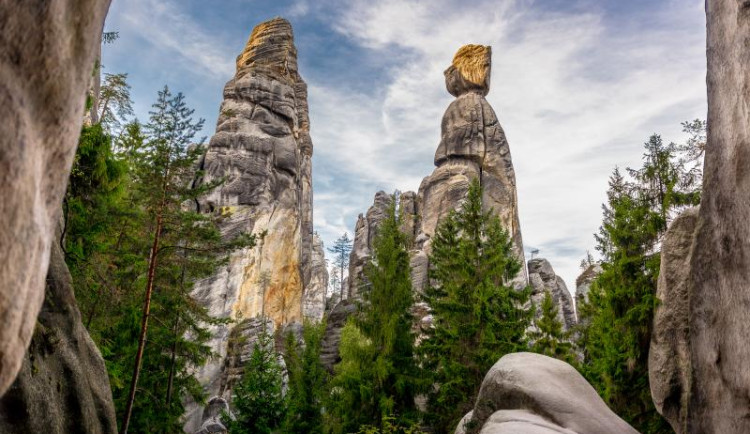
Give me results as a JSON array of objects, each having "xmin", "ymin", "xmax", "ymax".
[
  {"xmin": 185, "ymin": 17, "xmax": 327, "ymax": 433},
  {"xmin": 649, "ymin": 1, "xmax": 750, "ymax": 432}
]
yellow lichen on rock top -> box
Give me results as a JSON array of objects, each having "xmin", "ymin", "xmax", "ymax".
[
  {"xmin": 235, "ymin": 17, "xmax": 295, "ymax": 77},
  {"xmin": 452, "ymin": 44, "xmax": 491, "ymax": 86}
]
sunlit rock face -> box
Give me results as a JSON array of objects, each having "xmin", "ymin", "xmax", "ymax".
[
  {"xmin": 184, "ymin": 17, "xmax": 326, "ymax": 433},
  {"xmin": 348, "ymin": 44, "xmax": 526, "ymax": 302}
]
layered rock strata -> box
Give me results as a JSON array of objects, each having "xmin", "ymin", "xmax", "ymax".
[
  {"xmin": 347, "ymin": 44, "xmax": 526, "ymax": 300},
  {"xmin": 0, "ymin": 0, "xmax": 112, "ymax": 395},
  {"xmin": 648, "ymin": 1, "xmax": 750, "ymax": 432},
  {"xmin": 0, "ymin": 228, "xmax": 117, "ymax": 433},
  {"xmin": 455, "ymin": 353, "xmax": 638, "ymax": 434},
  {"xmin": 185, "ymin": 18, "xmax": 326, "ymax": 432},
  {"xmin": 528, "ymin": 258, "xmax": 576, "ymax": 330}
]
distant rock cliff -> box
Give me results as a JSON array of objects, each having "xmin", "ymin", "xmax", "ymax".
[
  {"xmin": 184, "ymin": 17, "xmax": 327, "ymax": 433},
  {"xmin": 528, "ymin": 258, "xmax": 576, "ymax": 331}
]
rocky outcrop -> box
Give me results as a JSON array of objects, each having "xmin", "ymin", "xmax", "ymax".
[
  {"xmin": 455, "ymin": 353, "xmax": 638, "ymax": 434},
  {"xmin": 320, "ymin": 300, "xmax": 356, "ymax": 373},
  {"xmin": 0, "ymin": 0, "xmax": 112, "ymax": 395},
  {"xmin": 647, "ymin": 2, "xmax": 750, "ymax": 432},
  {"xmin": 575, "ymin": 263, "xmax": 602, "ymax": 305},
  {"xmin": 185, "ymin": 18, "xmax": 326, "ymax": 432},
  {"xmin": 348, "ymin": 44, "xmax": 526, "ymax": 302},
  {"xmin": 648, "ymin": 208, "xmax": 697, "ymax": 434},
  {"xmin": 528, "ymin": 258, "xmax": 576, "ymax": 330},
  {"xmin": 0, "ymin": 229, "xmax": 117, "ymax": 433}
]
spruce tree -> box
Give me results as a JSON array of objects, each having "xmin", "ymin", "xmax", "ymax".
[
  {"xmin": 326, "ymin": 198, "xmax": 421, "ymax": 433},
  {"xmin": 529, "ymin": 292, "xmax": 575, "ymax": 364},
  {"xmin": 283, "ymin": 320, "xmax": 328, "ymax": 434},
  {"xmin": 419, "ymin": 178, "xmax": 531, "ymax": 434},
  {"xmin": 225, "ymin": 330, "xmax": 285, "ymax": 434},
  {"xmin": 328, "ymin": 233, "xmax": 353, "ymax": 300},
  {"xmin": 578, "ymin": 133, "xmax": 701, "ymax": 433}
]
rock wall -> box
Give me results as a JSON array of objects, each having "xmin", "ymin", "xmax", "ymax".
[
  {"xmin": 185, "ymin": 18, "xmax": 326, "ymax": 432},
  {"xmin": 0, "ymin": 0, "xmax": 112, "ymax": 395},
  {"xmin": 347, "ymin": 44, "xmax": 527, "ymax": 301},
  {"xmin": 455, "ymin": 353, "xmax": 638, "ymax": 434},
  {"xmin": 528, "ymin": 258, "xmax": 576, "ymax": 331},
  {"xmin": 0, "ymin": 229, "xmax": 117, "ymax": 433},
  {"xmin": 649, "ymin": 1, "xmax": 750, "ymax": 432}
]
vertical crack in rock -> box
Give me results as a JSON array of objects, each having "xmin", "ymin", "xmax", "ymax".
[{"xmin": 184, "ymin": 18, "xmax": 326, "ymax": 433}]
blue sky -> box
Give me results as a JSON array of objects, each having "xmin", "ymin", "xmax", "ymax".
[{"xmin": 102, "ymin": 0, "xmax": 707, "ymax": 292}]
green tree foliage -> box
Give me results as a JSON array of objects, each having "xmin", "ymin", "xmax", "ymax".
[
  {"xmin": 326, "ymin": 199, "xmax": 422, "ymax": 433},
  {"xmin": 578, "ymin": 133, "xmax": 701, "ymax": 433},
  {"xmin": 529, "ymin": 292, "xmax": 575, "ymax": 364},
  {"xmin": 283, "ymin": 321, "xmax": 328, "ymax": 434},
  {"xmin": 225, "ymin": 329, "xmax": 285, "ymax": 434},
  {"xmin": 419, "ymin": 178, "xmax": 531, "ymax": 434},
  {"xmin": 65, "ymin": 83, "xmax": 254, "ymax": 432},
  {"xmin": 328, "ymin": 233, "xmax": 353, "ymax": 300}
]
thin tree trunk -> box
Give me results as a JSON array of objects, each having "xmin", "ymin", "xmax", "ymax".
[{"xmin": 121, "ymin": 207, "xmax": 164, "ymax": 434}]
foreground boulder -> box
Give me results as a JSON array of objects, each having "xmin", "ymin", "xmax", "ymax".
[
  {"xmin": 456, "ymin": 353, "xmax": 637, "ymax": 434},
  {"xmin": 0, "ymin": 231, "xmax": 117, "ymax": 433},
  {"xmin": 0, "ymin": 0, "xmax": 112, "ymax": 396}
]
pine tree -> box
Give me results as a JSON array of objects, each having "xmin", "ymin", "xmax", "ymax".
[
  {"xmin": 529, "ymin": 292, "xmax": 575, "ymax": 364},
  {"xmin": 283, "ymin": 320, "xmax": 328, "ymax": 434},
  {"xmin": 225, "ymin": 329, "xmax": 285, "ymax": 434},
  {"xmin": 326, "ymin": 198, "xmax": 422, "ymax": 433},
  {"xmin": 328, "ymin": 233, "xmax": 353, "ymax": 300},
  {"xmin": 419, "ymin": 178, "xmax": 531, "ymax": 433}
]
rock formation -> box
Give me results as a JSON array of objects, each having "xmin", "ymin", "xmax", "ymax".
[
  {"xmin": 0, "ymin": 227, "xmax": 117, "ymax": 433},
  {"xmin": 347, "ymin": 44, "xmax": 526, "ymax": 301},
  {"xmin": 648, "ymin": 1, "xmax": 750, "ymax": 432},
  {"xmin": 320, "ymin": 299, "xmax": 357, "ymax": 373},
  {"xmin": 184, "ymin": 18, "xmax": 327, "ymax": 432},
  {"xmin": 648, "ymin": 208, "xmax": 697, "ymax": 433},
  {"xmin": 574, "ymin": 263, "xmax": 602, "ymax": 306},
  {"xmin": 455, "ymin": 353, "xmax": 638, "ymax": 434},
  {"xmin": 528, "ymin": 258, "xmax": 576, "ymax": 330},
  {"xmin": 0, "ymin": 0, "xmax": 112, "ymax": 395}
]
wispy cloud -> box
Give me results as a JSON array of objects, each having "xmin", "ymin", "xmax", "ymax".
[{"xmin": 104, "ymin": 0, "xmax": 707, "ymax": 291}]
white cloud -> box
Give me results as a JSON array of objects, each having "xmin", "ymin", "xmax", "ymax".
[{"xmin": 307, "ymin": 0, "xmax": 707, "ymax": 291}]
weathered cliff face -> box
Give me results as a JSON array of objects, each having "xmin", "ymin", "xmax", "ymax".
[
  {"xmin": 0, "ymin": 229, "xmax": 117, "ymax": 433},
  {"xmin": 0, "ymin": 0, "xmax": 111, "ymax": 396},
  {"xmin": 455, "ymin": 353, "xmax": 638, "ymax": 434},
  {"xmin": 185, "ymin": 18, "xmax": 326, "ymax": 433},
  {"xmin": 528, "ymin": 258, "xmax": 576, "ymax": 330},
  {"xmin": 647, "ymin": 2, "xmax": 750, "ymax": 432},
  {"xmin": 347, "ymin": 44, "xmax": 526, "ymax": 301},
  {"xmin": 648, "ymin": 208, "xmax": 697, "ymax": 434}
]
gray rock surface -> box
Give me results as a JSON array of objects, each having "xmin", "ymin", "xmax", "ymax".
[
  {"xmin": 648, "ymin": 208, "xmax": 697, "ymax": 434},
  {"xmin": 574, "ymin": 263, "xmax": 602, "ymax": 306},
  {"xmin": 0, "ymin": 229, "xmax": 116, "ymax": 433},
  {"xmin": 647, "ymin": 2, "xmax": 750, "ymax": 432},
  {"xmin": 185, "ymin": 18, "xmax": 326, "ymax": 432},
  {"xmin": 194, "ymin": 397, "xmax": 229, "ymax": 434},
  {"xmin": 456, "ymin": 352, "xmax": 637, "ymax": 434},
  {"xmin": 527, "ymin": 258, "xmax": 576, "ymax": 330},
  {"xmin": 320, "ymin": 300, "xmax": 357, "ymax": 373},
  {"xmin": 347, "ymin": 191, "xmax": 394, "ymax": 299},
  {"xmin": 0, "ymin": 0, "xmax": 111, "ymax": 395},
  {"xmin": 684, "ymin": 2, "xmax": 750, "ymax": 432}
]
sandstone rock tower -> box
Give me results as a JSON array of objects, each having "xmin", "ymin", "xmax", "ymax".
[
  {"xmin": 184, "ymin": 18, "xmax": 327, "ymax": 432},
  {"xmin": 348, "ymin": 44, "xmax": 526, "ymax": 300}
]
